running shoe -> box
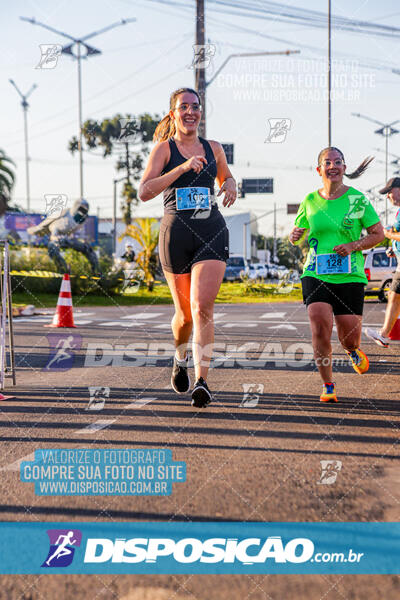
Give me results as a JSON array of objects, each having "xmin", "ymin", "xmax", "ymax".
[
  {"xmin": 191, "ymin": 377, "xmax": 212, "ymax": 408},
  {"xmin": 320, "ymin": 382, "xmax": 338, "ymax": 403},
  {"xmin": 171, "ymin": 355, "xmax": 190, "ymax": 394},
  {"xmin": 345, "ymin": 348, "xmax": 369, "ymax": 374},
  {"xmin": 365, "ymin": 327, "xmax": 389, "ymax": 348}
]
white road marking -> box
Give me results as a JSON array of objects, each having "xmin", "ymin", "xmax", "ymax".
[
  {"xmin": 121, "ymin": 313, "xmax": 163, "ymax": 320},
  {"xmin": 100, "ymin": 321, "xmax": 137, "ymax": 327},
  {"xmin": 260, "ymin": 312, "xmax": 287, "ymax": 319},
  {"xmin": 154, "ymin": 324, "xmax": 171, "ymax": 329},
  {"xmin": 1, "ymin": 452, "xmax": 36, "ymax": 471},
  {"xmin": 223, "ymin": 323, "xmax": 257, "ymax": 328},
  {"xmin": 268, "ymin": 324, "xmax": 297, "ymax": 331},
  {"xmin": 75, "ymin": 420, "xmax": 115, "ymax": 434},
  {"xmin": 213, "ymin": 313, "xmax": 226, "ymax": 320},
  {"xmin": 73, "ymin": 320, "xmax": 93, "ymax": 326},
  {"xmin": 125, "ymin": 397, "xmax": 157, "ymax": 408}
]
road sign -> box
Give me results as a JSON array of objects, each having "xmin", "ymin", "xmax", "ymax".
[
  {"xmin": 222, "ymin": 143, "xmax": 234, "ymax": 164},
  {"xmin": 287, "ymin": 203, "xmax": 300, "ymax": 214},
  {"xmin": 242, "ymin": 178, "xmax": 273, "ymax": 194}
]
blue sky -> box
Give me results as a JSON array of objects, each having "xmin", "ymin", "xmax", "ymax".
[{"xmin": 1, "ymin": 0, "xmax": 400, "ymax": 235}]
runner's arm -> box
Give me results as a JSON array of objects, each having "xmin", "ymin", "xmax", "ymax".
[
  {"xmin": 209, "ymin": 141, "xmax": 236, "ymax": 207},
  {"xmin": 384, "ymin": 229, "xmax": 400, "ymax": 242},
  {"xmin": 139, "ymin": 142, "xmax": 191, "ymax": 202},
  {"xmin": 334, "ymin": 222, "xmax": 384, "ymax": 255}
]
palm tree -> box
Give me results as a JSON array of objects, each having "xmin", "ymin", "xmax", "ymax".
[
  {"xmin": 120, "ymin": 218, "xmax": 159, "ymax": 291},
  {"xmin": 0, "ymin": 150, "xmax": 15, "ymax": 214},
  {"xmin": 0, "ymin": 150, "xmax": 15, "ymax": 196}
]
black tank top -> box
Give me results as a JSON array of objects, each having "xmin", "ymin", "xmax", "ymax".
[{"xmin": 161, "ymin": 136, "xmax": 218, "ymax": 216}]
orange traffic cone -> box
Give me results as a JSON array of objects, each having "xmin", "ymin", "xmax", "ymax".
[
  {"xmin": 389, "ymin": 316, "xmax": 400, "ymax": 340},
  {"xmin": 45, "ymin": 274, "xmax": 76, "ymax": 328}
]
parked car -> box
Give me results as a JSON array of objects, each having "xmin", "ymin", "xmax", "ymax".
[
  {"xmin": 364, "ymin": 247, "xmax": 398, "ymax": 302},
  {"xmin": 267, "ymin": 264, "xmax": 279, "ymax": 279},
  {"xmin": 247, "ymin": 263, "xmax": 258, "ymax": 280},
  {"xmin": 276, "ymin": 265, "xmax": 290, "ymax": 278},
  {"xmin": 224, "ymin": 255, "xmax": 248, "ymax": 281}
]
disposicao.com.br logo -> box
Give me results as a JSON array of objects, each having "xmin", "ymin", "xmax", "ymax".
[{"xmin": 82, "ymin": 536, "xmax": 361, "ymax": 565}]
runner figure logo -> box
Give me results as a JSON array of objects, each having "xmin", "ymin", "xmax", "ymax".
[
  {"xmin": 318, "ymin": 460, "xmax": 342, "ymax": 485},
  {"xmin": 123, "ymin": 268, "xmax": 144, "ymax": 293},
  {"xmin": 43, "ymin": 334, "xmax": 82, "ymax": 372},
  {"xmin": 342, "ymin": 195, "xmax": 367, "ymax": 229},
  {"xmin": 86, "ymin": 386, "xmax": 110, "ymax": 411},
  {"xmin": 240, "ymin": 383, "xmax": 264, "ymax": 407},
  {"xmin": 118, "ymin": 118, "xmax": 139, "ymax": 144},
  {"xmin": 36, "ymin": 44, "xmax": 62, "ymax": 69},
  {"xmin": 42, "ymin": 529, "xmax": 82, "ymax": 567},
  {"xmin": 190, "ymin": 44, "xmax": 216, "ymax": 69},
  {"xmin": 265, "ymin": 119, "xmax": 291, "ymax": 143},
  {"xmin": 44, "ymin": 194, "xmax": 68, "ymax": 218}
]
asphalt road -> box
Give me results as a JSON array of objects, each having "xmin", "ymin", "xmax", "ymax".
[{"xmin": 0, "ymin": 300, "xmax": 399, "ymax": 599}]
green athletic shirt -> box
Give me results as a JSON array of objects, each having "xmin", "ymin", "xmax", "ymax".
[{"xmin": 294, "ymin": 186, "xmax": 380, "ymax": 284}]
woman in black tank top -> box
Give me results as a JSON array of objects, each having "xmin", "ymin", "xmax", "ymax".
[{"xmin": 139, "ymin": 87, "xmax": 237, "ymax": 408}]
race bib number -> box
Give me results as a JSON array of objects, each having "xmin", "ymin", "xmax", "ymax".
[
  {"xmin": 316, "ymin": 253, "xmax": 351, "ymax": 275},
  {"xmin": 176, "ymin": 187, "xmax": 210, "ymax": 211}
]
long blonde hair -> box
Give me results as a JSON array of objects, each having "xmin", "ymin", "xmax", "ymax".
[{"xmin": 153, "ymin": 87, "xmax": 201, "ymax": 142}]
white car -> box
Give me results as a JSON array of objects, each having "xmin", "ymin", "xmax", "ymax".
[{"xmin": 363, "ymin": 247, "xmax": 398, "ymax": 302}]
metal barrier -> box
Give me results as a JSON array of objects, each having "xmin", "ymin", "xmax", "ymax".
[{"xmin": 0, "ymin": 242, "xmax": 16, "ymax": 390}]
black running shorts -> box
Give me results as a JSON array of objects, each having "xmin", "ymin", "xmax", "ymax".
[
  {"xmin": 159, "ymin": 211, "xmax": 229, "ymax": 274},
  {"xmin": 301, "ymin": 276, "xmax": 365, "ymax": 315},
  {"xmin": 391, "ymin": 272, "xmax": 400, "ymax": 294}
]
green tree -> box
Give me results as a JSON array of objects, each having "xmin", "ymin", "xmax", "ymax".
[
  {"xmin": 120, "ymin": 218, "xmax": 159, "ymax": 291},
  {"xmin": 68, "ymin": 113, "xmax": 159, "ymax": 224},
  {"xmin": 0, "ymin": 149, "xmax": 16, "ymax": 212}
]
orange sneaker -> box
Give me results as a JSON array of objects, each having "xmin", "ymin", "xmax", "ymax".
[
  {"xmin": 345, "ymin": 348, "xmax": 369, "ymax": 375},
  {"xmin": 320, "ymin": 382, "xmax": 338, "ymax": 403}
]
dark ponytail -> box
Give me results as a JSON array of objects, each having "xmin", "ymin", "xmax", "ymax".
[
  {"xmin": 317, "ymin": 146, "xmax": 374, "ymax": 179},
  {"xmin": 153, "ymin": 87, "xmax": 201, "ymax": 142}
]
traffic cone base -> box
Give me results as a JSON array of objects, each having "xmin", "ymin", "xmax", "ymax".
[
  {"xmin": 389, "ymin": 316, "xmax": 400, "ymax": 340},
  {"xmin": 0, "ymin": 393, "xmax": 15, "ymax": 400},
  {"xmin": 45, "ymin": 273, "xmax": 76, "ymax": 328}
]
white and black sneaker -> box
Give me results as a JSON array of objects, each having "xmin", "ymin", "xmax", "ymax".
[
  {"xmin": 171, "ymin": 355, "xmax": 190, "ymax": 394},
  {"xmin": 191, "ymin": 377, "xmax": 212, "ymax": 408}
]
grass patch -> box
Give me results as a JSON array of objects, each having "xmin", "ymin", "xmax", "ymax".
[{"xmin": 12, "ymin": 281, "xmax": 302, "ymax": 308}]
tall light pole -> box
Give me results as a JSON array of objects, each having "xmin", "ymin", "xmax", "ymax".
[
  {"xmin": 113, "ymin": 175, "xmax": 128, "ymax": 255},
  {"xmin": 9, "ymin": 80, "xmax": 37, "ymax": 212},
  {"xmin": 352, "ymin": 112, "xmax": 400, "ymax": 224},
  {"xmin": 328, "ymin": 0, "xmax": 332, "ymax": 145},
  {"xmin": 243, "ymin": 207, "xmax": 286, "ymax": 261},
  {"xmin": 20, "ymin": 16, "xmax": 137, "ymax": 200}
]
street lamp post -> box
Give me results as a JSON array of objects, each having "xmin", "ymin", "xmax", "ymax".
[
  {"xmin": 352, "ymin": 112, "xmax": 400, "ymax": 224},
  {"xmin": 20, "ymin": 16, "xmax": 137, "ymax": 200},
  {"xmin": 243, "ymin": 206, "xmax": 286, "ymax": 261},
  {"xmin": 113, "ymin": 176, "xmax": 128, "ymax": 255},
  {"xmin": 9, "ymin": 80, "xmax": 37, "ymax": 212}
]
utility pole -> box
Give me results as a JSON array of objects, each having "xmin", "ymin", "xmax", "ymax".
[
  {"xmin": 352, "ymin": 113, "xmax": 400, "ymax": 223},
  {"xmin": 9, "ymin": 80, "xmax": 37, "ymax": 212},
  {"xmin": 328, "ymin": 0, "xmax": 332, "ymax": 145},
  {"xmin": 273, "ymin": 203, "xmax": 277, "ymax": 262},
  {"xmin": 195, "ymin": 0, "xmax": 206, "ymax": 137}
]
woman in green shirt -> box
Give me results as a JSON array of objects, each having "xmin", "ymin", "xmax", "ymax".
[{"xmin": 289, "ymin": 147, "xmax": 384, "ymax": 403}]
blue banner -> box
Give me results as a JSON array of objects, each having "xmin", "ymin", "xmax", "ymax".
[{"xmin": 0, "ymin": 522, "xmax": 398, "ymax": 574}]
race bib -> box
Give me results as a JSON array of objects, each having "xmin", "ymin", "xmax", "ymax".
[
  {"xmin": 176, "ymin": 187, "xmax": 210, "ymax": 211},
  {"xmin": 316, "ymin": 253, "xmax": 351, "ymax": 275}
]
